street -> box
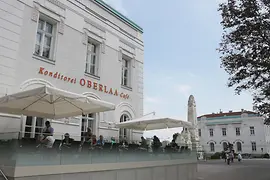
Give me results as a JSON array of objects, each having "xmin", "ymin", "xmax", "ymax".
[{"xmin": 198, "ymin": 159, "xmax": 270, "ymax": 180}]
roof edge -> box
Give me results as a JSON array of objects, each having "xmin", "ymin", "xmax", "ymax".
[
  {"xmin": 94, "ymin": 0, "xmax": 143, "ymax": 33},
  {"xmin": 197, "ymin": 111, "xmax": 257, "ymax": 119}
]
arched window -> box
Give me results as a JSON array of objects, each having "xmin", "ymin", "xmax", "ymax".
[
  {"xmin": 236, "ymin": 142, "xmax": 242, "ymax": 152},
  {"xmin": 223, "ymin": 142, "xmax": 228, "ymax": 151},
  {"xmin": 210, "ymin": 142, "xmax": 215, "ymax": 152},
  {"xmin": 119, "ymin": 114, "xmax": 130, "ymax": 141}
]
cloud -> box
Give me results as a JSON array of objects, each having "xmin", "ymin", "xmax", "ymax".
[
  {"xmin": 102, "ymin": 0, "xmax": 128, "ymax": 16},
  {"xmin": 176, "ymin": 84, "xmax": 192, "ymax": 97}
]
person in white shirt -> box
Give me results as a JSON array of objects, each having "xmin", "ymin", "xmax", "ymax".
[
  {"xmin": 238, "ymin": 153, "xmax": 242, "ymax": 162},
  {"xmin": 41, "ymin": 135, "xmax": 55, "ymax": 148},
  {"xmin": 40, "ymin": 121, "xmax": 55, "ymax": 149}
]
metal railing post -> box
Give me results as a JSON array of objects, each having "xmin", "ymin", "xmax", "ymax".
[{"xmin": 0, "ymin": 169, "xmax": 8, "ymax": 180}]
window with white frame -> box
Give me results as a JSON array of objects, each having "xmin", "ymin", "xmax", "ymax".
[
  {"xmin": 121, "ymin": 57, "xmax": 131, "ymax": 87},
  {"xmin": 236, "ymin": 127, "xmax": 240, "ymax": 136},
  {"xmin": 210, "ymin": 142, "xmax": 215, "ymax": 152},
  {"xmin": 35, "ymin": 17, "xmax": 55, "ymax": 59},
  {"xmin": 251, "ymin": 142, "xmax": 257, "ymax": 151},
  {"xmin": 209, "ymin": 128, "xmax": 213, "ymax": 137},
  {"xmin": 24, "ymin": 116, "xmax": 45, "ymax": 138},
  {"xmin": 250, "ymin": 126, "xmax": 255, "ymax": 135},
  {"xmin": 85, "ymin": 41, "xmax": 99, "ymax": 76},
  {"xmin": 222, "ymin": 128, "xmax": 227, "ymax": 136},
  {"xmin": 119, "ymin": 114, "xmax": 129, "ymax": 141}
]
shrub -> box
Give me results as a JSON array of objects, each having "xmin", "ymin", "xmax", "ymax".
[
  {"xmin": 263, "ymin": 153, "xmax": 270, "ymax": 159},
  {"xmin": 210, "ymin": 152, "xmax": 221, "ymax": 159}
]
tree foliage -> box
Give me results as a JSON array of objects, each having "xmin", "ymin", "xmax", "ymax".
[{"xmin": 218, "ymin": 0, "xmax": 270, "ymax": 123}]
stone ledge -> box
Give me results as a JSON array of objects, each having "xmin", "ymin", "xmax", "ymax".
[{"xmin": 4, "ymin": 159, "xmax": 197, "ymax": 178}]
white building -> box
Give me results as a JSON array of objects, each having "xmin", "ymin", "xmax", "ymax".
[
  {"xmin": 198, "ymin": 110, "xmax": 270, "ymax": 154},
  {"xmin": 0, "ymin": 0, "xmax": 144, "ymax": 142}
]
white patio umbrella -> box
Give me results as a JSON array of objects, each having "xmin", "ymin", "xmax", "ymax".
[
  {"xmin": 0, "ymin": 85, "xmax": 115, "ymax": 119},
  {"xmin": 115, "ymin": 116, "xmax": 192, "ymax": 131}
]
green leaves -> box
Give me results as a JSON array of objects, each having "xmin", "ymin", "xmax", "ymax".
[{"xmin": 218, "ymin": 0, "xmax": 270, "ymax": 123}]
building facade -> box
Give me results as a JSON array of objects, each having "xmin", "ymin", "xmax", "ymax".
[
  {"xmin": 198, "ymin": 110, "xmax": 270, "ymax": 154},
  {"xmin": 0, "ymin": 0, "xmax": 144, "ymax": 142}
]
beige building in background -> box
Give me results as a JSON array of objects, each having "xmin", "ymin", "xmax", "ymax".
[{"xmin": 198, "ymin": 110, "xmax": 270, "ymax": 154}]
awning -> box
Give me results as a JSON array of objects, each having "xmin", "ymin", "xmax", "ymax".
[
  {"xmin": 0, "ymin": 86, "xmax": 115, "ymax": 119},
  {"xmin": 115, "ymin": 116, "xmax": 192, "ymax": 131}
]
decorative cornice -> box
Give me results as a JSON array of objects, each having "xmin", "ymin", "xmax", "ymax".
[
  {"xmin": 31, "ymin": 5, "xmax": 39, "ymax": 22},
  {"xmin": 47, "ymin": 0, "xmax": 66, "ymax": 10},
  {"xmin": 58, "ymin": 18, "xmax": 65, "ymax": 34}
]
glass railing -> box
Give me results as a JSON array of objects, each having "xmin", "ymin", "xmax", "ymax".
[{"xmin": 0, "ymin": 132, "xmax": 198, "ymax": 167}]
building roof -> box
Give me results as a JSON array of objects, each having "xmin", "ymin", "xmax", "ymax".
[
  {"xmin": 94, "ymin": 0, "xmax": 143, "ymax": 33},
  {"xmin": 197, "ymin": 110, "xmax": 257, "ymax": 119}
]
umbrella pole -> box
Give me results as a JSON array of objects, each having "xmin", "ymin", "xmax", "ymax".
[{"xmin": 19, "ymin": 115, "xmax": 24, "ymax": 140}]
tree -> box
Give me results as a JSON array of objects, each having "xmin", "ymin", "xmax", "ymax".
[{"xmin": 218, "ymin": 0, "xmax": 270, "ymax": 123}]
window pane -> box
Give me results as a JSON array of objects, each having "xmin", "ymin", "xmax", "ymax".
[
  {"xmin": 88, "ymin": 43, "xmax": 96, "ymax": 53},
  {"xmin": 26, "ymin": 116, "xmax": 33, "ymax": 126},
  {"xmin": 35, "ymin": 33, "xmax": 42, "ymax": 55},
  {"xmin": 85, "ymin": 62, "xmax": 89, "ymax": 73},
  {"xmin": 38, "ymin": 20, "xmax": 44, "ymax": 30},
  {"xmin": 42, "ymin": 47, "xmax": 50, "ymax": 58},
  {"xmin": 42, "ymin": 36, "xmax": 51, "ymax": 58},
  {"xmin": 123, "ymin": 77, "xmax": 128, "ymax": 86},
  {"xmin": 123, "ymin": 59, "xmax": 128, "ymax": 68},
  {"xmin": 44, "ymin": 35, "xmax": 52, "ymax": 47},
  {"xmin": 91, "ymin": 55, "xmax": 96, "ymax": 65},
  {"xmin": 36, "ymin": 32, "xmax": 42, "ymax": 44},
  {"xmin": 45, "ymin": 22, "xmax": 53, "ymax": 34},
  {"xmin": 91, "ymin": 44, "xmax": 96, "ymax": 53},
  {"xmin": 36, "ymin": 117, "xmax": 43, "ymax": 127},
  {"xmin": 124, "ymin": 69, "xmax": 128, "ymax": 78},
  {"xmin": 90, "ymin": 65, "xmax": 95, "ymax": 74}
]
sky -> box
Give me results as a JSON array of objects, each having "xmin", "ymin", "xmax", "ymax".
[{"xmin": 103, "ymin": 0, "xmax": 254, "ymax": 140}]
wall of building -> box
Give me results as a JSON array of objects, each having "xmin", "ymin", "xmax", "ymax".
[
  {"xmin": 0, "ymin": 0, "xmax": 144, "ymax": 141},
  {"xmin": 198, "ymin": 113, "xmax": 269, "ymax": 154}
]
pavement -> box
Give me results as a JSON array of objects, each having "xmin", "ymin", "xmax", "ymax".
[{"xmin": 197, "ymin": 159, "xmax": 270, "ymax": 180}]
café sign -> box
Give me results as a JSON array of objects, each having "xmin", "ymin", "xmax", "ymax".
[{"xmin": 38, "ymin": 67, "xmax": 129, "ymax": 99}]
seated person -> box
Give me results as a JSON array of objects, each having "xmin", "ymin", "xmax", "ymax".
[
  {"xmin": 110, "ymin": 137, "xmax": 116, "ymax": 150},
  {"xmin": 38, "ymin": 122, "xmax": 55, "ymax": 149},
  {"xmin": 119, "ymin": 137, "xmax": 129, "ymax": 151},
  {"xmin": 59, "ymin": 133, "xmax": 74, "ymax": 150},
  {"xmin": 97, "ymin": 135, "xmax": 105, "ymax": 146},
  {"xmin": 152, "ymin": 135, "xmax": 162, "ymax": 152},
  {"xmin": 90, "ymin": 135, "xmax": 97, "ymax": 149},
  {"xmin": 86, "ymin": 127, "xmax": 92, "ymax": 141},
  {"xmin": 139, "ymin": 136, "xmax": 148, "ymax": 149},
  {"xmin": 96, "ymin": 135, "xmax": 105, "ymax": 149},
  {"xmin": 40, "ymin": 133, "xmax": 55, "ymax": 149},
  {"xmin": 42, "ymin": 121, "xmax": 54, "ymax": 136}
]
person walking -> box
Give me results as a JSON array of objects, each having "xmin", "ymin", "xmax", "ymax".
[
  {"xmin": 226, "ymin": 153, "xmax": 230, "ymax": 165},
  {"xmin": 238, "ymin": 153, "xmax": 242, "ymax": 162}
]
